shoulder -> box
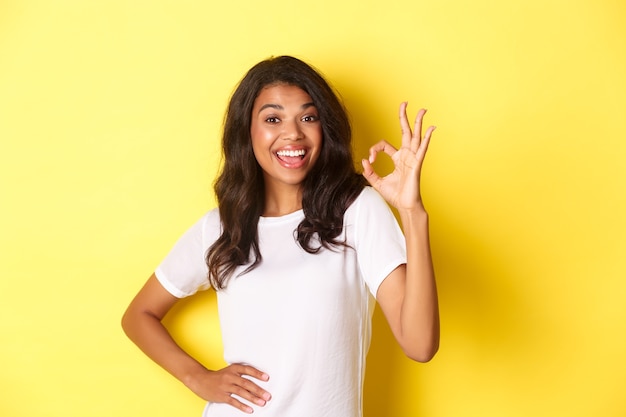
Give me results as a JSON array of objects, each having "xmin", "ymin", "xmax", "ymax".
[
  {"xmin": 358, "ymin": 185, "xmax": 386, "ymax": 204},
  {"xmin": 346, "ymin": 186, "xmax": 391, "ymax": 217},
  {"xmin": 346, "ymin": 186, "xmax": 402, "ymax": 240},
  {"xmin": 344, "ymin": 186, "xmax": 398, "ymax": 235},
  {"xmin": 204, "ymin": 207, "xmax": 221, "ymax": 226},
  {"xmin": 180, "ymin": 207, "xmax": 221, "ymax": 246},
  {"xmin": 202, "ymin": 207, "xmax": 222, "ymax": 238}
]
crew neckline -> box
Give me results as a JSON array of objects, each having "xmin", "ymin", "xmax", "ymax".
[{"xmin": 259, "ymin": 209, "xmax": 304, "ymax": 224}]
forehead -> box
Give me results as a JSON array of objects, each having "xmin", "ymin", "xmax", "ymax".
[{"xmin": 253, "ymin": 84, "xmax": 313, "ymax": 107}]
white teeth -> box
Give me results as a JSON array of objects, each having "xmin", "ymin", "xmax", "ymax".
[{"xmin": 276, "ymin": 149, "xmax": 305, "ymax": 157}]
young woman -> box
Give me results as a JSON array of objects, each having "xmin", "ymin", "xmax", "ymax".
[{"xmin": 122, "ymin": 55, "xmax": 439, "ymax": 417}]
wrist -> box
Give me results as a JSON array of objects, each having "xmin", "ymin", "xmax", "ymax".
[
  {"xmin": 397, "ymin": 205, "xmax": 429, "ymax": 236},
  {"xmin": 397, "ymin": 204, "xmax": 428, "ymax": 221},
  {"xmin": 180, "ymin": 364, "xmax": 212, "ymax": 391}
]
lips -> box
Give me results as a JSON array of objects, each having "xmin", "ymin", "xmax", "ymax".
[{"xmin": 275, "ymin": 148, "xmax": 308, "ymax": 167}]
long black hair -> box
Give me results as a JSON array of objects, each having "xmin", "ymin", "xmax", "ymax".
[{"xmin": 207, "ymin": 56, "xmax": 366, "ymax": 289}]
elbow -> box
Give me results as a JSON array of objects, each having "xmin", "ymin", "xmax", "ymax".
[
  {"xmin": 121, "ymin": 309, "xmax": 131, "ymax": 336},
  {"xmin": 121, "ymin": 306, "xmax": 140, "ymax": 338},
  {"xmin": 403, "ymin": 340, "xmax": 439, "ymax": 363},
  {"xmin": 406, "ymin": 348, "xmax": 438, "ymax": 363}
]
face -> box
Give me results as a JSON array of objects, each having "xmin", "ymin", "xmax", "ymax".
[{"xmin": 250, "ymin": 83, "xmax": 323, "ymax": 194}]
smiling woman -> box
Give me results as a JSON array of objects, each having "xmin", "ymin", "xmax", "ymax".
[
  {"xmin": 250, "ymin": 84, "xmax": 323, "ymax": 211},
  {"xmin": 121, "ymin": 55, "xmax": 439, "ymax": 417}
]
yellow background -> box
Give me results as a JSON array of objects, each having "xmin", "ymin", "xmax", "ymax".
[{"xmin": 1, "ymin": 0, "xmax": 625, "ymax": 416}]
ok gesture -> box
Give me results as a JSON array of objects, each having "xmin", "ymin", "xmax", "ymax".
[{"xmin": 362, "ymin": 102, "xmax": 436, "ymax": 212}]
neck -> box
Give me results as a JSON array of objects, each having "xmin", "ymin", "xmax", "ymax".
[{"xmin": 263, "ymin": 184, "xmax": 303, "ymax": 217}]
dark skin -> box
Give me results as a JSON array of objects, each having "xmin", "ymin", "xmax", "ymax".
[
  {"xmin": 122, "ymin": 89, "xmax": 439, "ymax": 413},
  {"xmin": 122, "ymin": 274, "xmax": 270, "ymax": 414}
]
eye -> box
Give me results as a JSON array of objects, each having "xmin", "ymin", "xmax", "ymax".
[
  {"xmin": 265, "ymin": 116, "xmax": 280, "ymax": 124},
  {"xmin": 302, "ymin": 114, "xmax": 319, "ymax": 123}
]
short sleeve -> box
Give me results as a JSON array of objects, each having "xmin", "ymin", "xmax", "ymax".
[
  {"xmin": 352, "ymin": 187, "xmax": 407, "ymax": 298},
  {"xmin": 154, "ymin": 211, "xmax": 218, "ymax": 298}
]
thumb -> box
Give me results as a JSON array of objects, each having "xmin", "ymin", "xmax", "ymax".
[{"xmin": 361, "ymin": 158, "xmax": 381, "ymax": 188}]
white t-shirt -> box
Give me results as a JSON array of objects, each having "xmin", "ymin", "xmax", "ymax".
[{"xmin": 155, "ymin": 186, "xmax": 407, "ymax": 417}]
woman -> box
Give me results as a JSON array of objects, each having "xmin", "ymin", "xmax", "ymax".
[{"xmin": 122, "ymin": 55, "xmax": 439, "ymax": 416}]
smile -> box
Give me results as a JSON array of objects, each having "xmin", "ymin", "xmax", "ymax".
[{"xmin": 276, "ymin": 149, "xmax": 306, "ymax": 158}]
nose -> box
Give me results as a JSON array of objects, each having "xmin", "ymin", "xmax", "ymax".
[{"xmin": 282, "ymin": 119, "xmax": 303, "ymax": 141}]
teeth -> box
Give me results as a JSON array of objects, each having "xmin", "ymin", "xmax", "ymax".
[{"xmin": 276, "ymin": 149, "xmax": 305, "ymax": 157}]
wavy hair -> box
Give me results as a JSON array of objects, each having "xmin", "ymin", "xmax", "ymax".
[{"xmin": 207, "ymin": 56, "xmax": 366, "ymax": 289}]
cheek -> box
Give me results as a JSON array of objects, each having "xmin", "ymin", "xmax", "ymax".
[
  {"xmin": 306, "ymin": 124, "xmax": 323, "ymax": 145},
  {"xmin": 310, "ymin": 137, "xmax": 324, "ymax": 166},
  {"xmin": 251, "ymin": 140, "xmax": 267, "ymax": 166},
  {"xmin": 314, "ymin": 128, "xmax": 324, "ymax": 152},
  {"xmin": 250, "ymin": 132, "xmax": 273, "ymax": 168},
  {"xmin": 250, "ymin": 126, "xmax": 266, "ymax": 153},
  {"xmin": 250, "ymin": 123, "xmax": 273, "ymax": 145}
]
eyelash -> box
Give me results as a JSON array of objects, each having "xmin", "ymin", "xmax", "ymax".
[{"xmin": 265, "ymin": 115, "xmax": 319, "ymax": 123}]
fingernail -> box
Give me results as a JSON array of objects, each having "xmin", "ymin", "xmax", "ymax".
[
  {"xmin": 263, "ymin": 392, "xmax": 272, "ymax": 401},
  {"xmin": 262, "ymin": 373, "xmax": 269, "ymax": 381}
]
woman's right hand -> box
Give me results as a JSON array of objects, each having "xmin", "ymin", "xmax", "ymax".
[
  {"xmin": 122, "ymin": 275, "xmax": 272, "ymax": 414},
  {"xmin": 186, "ymin": 364, "xmax": 272, "ymax": 414}
]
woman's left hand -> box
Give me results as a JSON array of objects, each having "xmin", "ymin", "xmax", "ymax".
[{"xmin": 362, "ymin": 102, "xmax": 436, "ymax": 211}]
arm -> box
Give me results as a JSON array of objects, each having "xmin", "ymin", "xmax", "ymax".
[
  {"xmin": 121, "ymin": 274, "xmax": 272, "ymax": 413},
  {"xmin": 361, "ymin": 103, "xmax": 440, "ymax": 362}
]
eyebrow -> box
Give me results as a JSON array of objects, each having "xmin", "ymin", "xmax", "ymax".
[{"xmin": 257, "ymin": 102, "xmax": 316, "ymax": 113}]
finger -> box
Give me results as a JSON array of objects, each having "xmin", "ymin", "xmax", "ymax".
[
  {"xmin": 368, "ymin": 140, "xmax": 398, "ymax": 163},
  {"xmin": 361, "ymin": 158, "xmax": 382, "ymax": 189},
  {"xmin": 230, "ymin": 381, "xmax": 269, "ymax": 407},
  {"xmin": 231, "ymin": 364, "xmax": 272, "ymax": 401},
  {"xmin": 225, "ymin": 395, "xmax": 255, "ymax": 414},
  {"xmin": 416, "ymin": 125, "xmax": 436, "ymax": 163},
  {"xmin": 419, "ymin": 125, "xmax": 436, "ymax": 154},
  {"xmin": 238, "ymin": 375, "xmax": 272, "ymax": 403},
  {"xmin": 411, "ymin": 108, "xmax": 427, "ymax": 153},
  {"xmin": 234, "ymin": 364, "xmax": 270, "ymax": 382},
  {"xmin": 399, "ymin": 102, "xmax": 412, "ymax": 149}
]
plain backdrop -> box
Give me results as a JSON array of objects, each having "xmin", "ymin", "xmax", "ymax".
[{"xmin": 1, "ymin": 1, "xmax": 625, "ymax": 416}]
